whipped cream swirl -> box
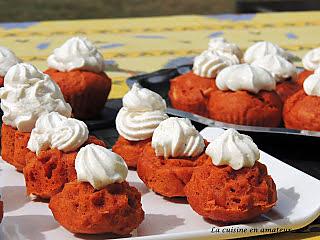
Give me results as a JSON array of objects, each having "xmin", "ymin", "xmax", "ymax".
[
  {"xmin": 252, "ymin": 54, "xmax": 297, "ymax": 82},
  {"xmin": 193, "ymin": 50, "xmax": 239, "ymax": 78},
  {"xmin": 303, "ymin": 70, "xmax": 320, "ymax": 97},
  {"xmin": 47, "ymin": 36, "xmax": 105, "ymax": 73},
  {"xmin": 27, "ymin": 112, "xmax": 89, "ymax": 155},
  {"xmin": 0, "ymin": 63, "xmax": 72, "ymax": 132},
  {"xmin": 205, "ymin": 129, "xmax": 260, "ymax": 170},
  {"xmin": 152, "ymin": 117, "xmax": 205, "ymax": 159},
  {"xmin": 208, "ymin": 37, "xmax": 243, "ymax": 60},
  {"xmin": 216, "ymin": 63, "xmax": 276, "ymax": 94},
  {"xmin": 75, "ymin": 144, "xmax": 128, "ymax": 190},
  {"xmin": 116, "ymin": 83, "xmax": 168, "ymax": 141},
  {"xmin": 0, "ymin": 46, "xmax": 21, "ymax": 77},
  {"xmin": 302, "ymin": 47, "xmax": 320, "ymax": 71},
  {"xmin": 244, "ymin": 41, "xmax": 294, "ymax": 63}
]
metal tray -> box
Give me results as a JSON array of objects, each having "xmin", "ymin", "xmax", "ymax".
[{"xmin": 126, "ymin": 65, "xmax": 320, "ymax": 139}]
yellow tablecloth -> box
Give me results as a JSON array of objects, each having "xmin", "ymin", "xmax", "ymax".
[{"xmin": 0, "ymin": 11, "xmax": 319, "ymax": 240}]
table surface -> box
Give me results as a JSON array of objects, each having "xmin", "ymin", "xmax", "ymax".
[{"xmin": 0, "ymin": 11, "xmax": 319, "ymax": 240}]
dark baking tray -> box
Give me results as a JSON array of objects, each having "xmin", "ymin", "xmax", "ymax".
[{"xmin": 126, "ymin": 64, "xmax": 320, "ymax": 139}]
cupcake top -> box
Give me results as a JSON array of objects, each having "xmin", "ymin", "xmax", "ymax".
[
  {"xmin": 47, "ymin": 36, "xmax": 105, "ymax": 73},
  {"xmin": 244, "ymin": 41, "xmax": 293, "ymax": 63},
  {"xmin": 75, "ymin": 144, "xmax": 128, "ymax": 190},
  {"xmin": 205, "ymin": 128, "xmax": 260, "ymax": 170},
  {"xmin": 152, "ymin": 117, "xmax": 205, "ymax": 159},
  {"xmin": 27, "ymin": 112, "xmax": 89, "ymax": 155},
  {"xmin": 0, "ymin": 46, "xmax": 21, "ymax": 77},
  {"xmin": 193, "ymin": 49, "xmax": 239, "ymax": 78},
  {"xmin": 302, "ymin": 47, "xmax": 320, "ymax": 71},
  {"xmin": 216, "ymin": 63, "xmax": 276, "ymax": 94},
  {"xmin": 252, "ymin": 54, "xmax": 297, "ymax": 83},
  {"xmin": 303, "ymin": 69, "xmax": 320, "ymax": 97},
  {"xmin": 116, "ymin": 83, "xmax": 168, "ymax": 141},
  {"xmin": 0, "ymin": 63, "xmax": 72, "ymax": 132},
  {"xmin": 208, "ymin": 37, "xmax": 243, "ymax": 60}
]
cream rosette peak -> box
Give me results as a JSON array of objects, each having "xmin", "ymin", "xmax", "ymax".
[
  {"xmin": 27, "ymin": 112, "xmax": 89, "ymax": 155},
  {"xmin": 116, "ymin": 83, "xmax": 168, "ymax": 141},
  {"xmin": 75, "ymin": 144, "xmax": 128, "ymax": 190},
  {"xmin": 151, "ymin": 117, "xmax": 205, "ymax": 159},
  {"xmin": 205, "ymin": 128, "xmax": 260, "ymax": 170},
  {"xmin": 0, "ymin": 63, "xmax": 72, "ymax": 132}
]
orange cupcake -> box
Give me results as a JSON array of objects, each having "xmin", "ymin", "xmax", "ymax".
[
  {"xmin": 49, "ymin": 144, "xmax": 144, "ymax": 235},
  {"xmin": 208, "ymin": 64, "xmax": 282, "ymax": 127},
  {"xmin": 298, "ymin": 47, "xmax": 320, "ymax": 86},
  {"xmin": 185, "ymin": 129, "xmax": 277, "ymax": 223},
  {"xmin": 0, "ymin": 46, "xmax": 21, "ymax": 87},
  {"xmin": 137, "ymin": 117, "xmax": 206, "ymax": 197},
  {"xmin": 284, "ymin": 69, "xmax": 320, "ymax": 131},
  {"xmin": 252, "ymin": 54, "xmax": 300, "ymax": 102},
  {"xmin": 113, "ymin": 84, "xmax": 168, "ymax": 168},
  {"xmin": 23, "ymin": 112, "xmax": 105, "ymax": 199},
  {"xmin": 169, "ymin": 43, "xmax": 240, "ymax": 117},
  {"xmin": 46, "ymin": 36, "xmax": 111, "ymax": 119},
  {"xmin": 0, "ymin": 63, "xmax": 72, "ymax": 171}
]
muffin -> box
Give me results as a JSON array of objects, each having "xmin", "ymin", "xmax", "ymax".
[
  {"xmin": 284, "ymin": 69, "xmax": 320, "ymax": 131},
  {"xmin": 297, "ymin": 47, "xmax": 320, "ymax": 86},
  {"xmin": 0, "ymin": 46, "xmax": 21, "ymax": 87},
  {"xmin": 185, "ymin": 129, "xmax": 277, "ymax": 223},
  {"xmin": 243, "ymin": 41, "xmax": 295, "ymax": 64},
  {"xmin": 169, "ymin": 40, "xmax": 240, "ymax": 117},
  {"xmin": 113, "ymin": 83, "xmax": 168, "ymax": 168},
  {"xmin": 49, "ymin": 144, "xmax": 144, "ymax": 235},
  {"xmin": 45, "ymin": 36, "xmax": 111, "ymax": 119},
  {"xmin": 0, "ymin": 63, "xmax": 72, "ymax": 171},
  {"xmin": 137, "ymin": 117, "xmax": 207, "ymax": 197},
  {"xmin": 252, "ymin": 54, "xmax": 299, "ymax": 102},
  {"xmin": 23, "ymin": 112, "xmax": 105, "ymax": 199},
  {"xmin": 208, "ymin": 64, "xmax": 283, "ymax": 127}
]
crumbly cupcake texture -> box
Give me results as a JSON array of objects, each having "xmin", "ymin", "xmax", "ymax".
[
  {"xmin": 0, "ymin": 63, "xmax": 72, "ymax": 170},
  {"xmin": 24, "ymin": 112, "xmax": 105, "ymax": 199},
  {"xmin": 185, "ymin": 129, "xmax": 277, "ymax": 223},
  {"xmin": 49, "ymin": 144, "xmax": 144, "ymax": 235},
  {"xmin": 137, "ymin": 117, "xmax": 206, "ymax": 197}
]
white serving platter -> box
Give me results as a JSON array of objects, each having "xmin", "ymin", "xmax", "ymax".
[{"xmin": 0, "ymin": 127, "xmax": 319, "ymax": 240}]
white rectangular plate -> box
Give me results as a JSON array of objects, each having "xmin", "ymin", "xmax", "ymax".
[{"xmin": 0, "ymin": 127, "xmax": 319, "ymax": 240}]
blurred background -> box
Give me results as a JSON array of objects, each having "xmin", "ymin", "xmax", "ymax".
[{"xmin": 1, "ymin": 0, "xmax": 320, "ymax": 22}]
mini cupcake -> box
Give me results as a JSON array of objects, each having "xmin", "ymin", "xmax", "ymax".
[
  {"xmin": 244, "ymin": 41, "xmax": 294, "ymax": 64},
  {"xmin": 0, "ymin": 46, "xmax": 21, "ymax": 87},
  {"xmin": 284, "ymin": 68, "xmax": 320, "ymax": 131},
  {"xmin": 0, "ymin": 63, "xmax": 72, "ymax": 171},
  {"xmin": 49, "ymin": 144, "xmax": 144, "ymax": 235},
  {"xmin": 297, "ymin": 47, "xmax": 320, "ymax": 86},
  {"xmin": 137, "ymin": 117, "xmax": 207, "ymax": 197},
  {"xmin": 23, "ymin": 112, "xmax": 105, "ymax": 199},
  {"xmin": 45, "ymin": 36, "xmax": 111, "ymax": 119},
  {"xmin": 252, "ymin": 54, "xmax": 299, "ymax": 102},
  {"xmin": 113, "ymin": 84, "xmax": 168, "ymax": 168},
  {"xmin": 185, "ymin": 129, "xmax": 277, "ymax": 223},
  {"xmin": 169, "ymin": 44, "xmax": 240, "ymax": 117},
  {"xmin": 208, "ymin": 64, "xmax": 282, "ymax": 127}
]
